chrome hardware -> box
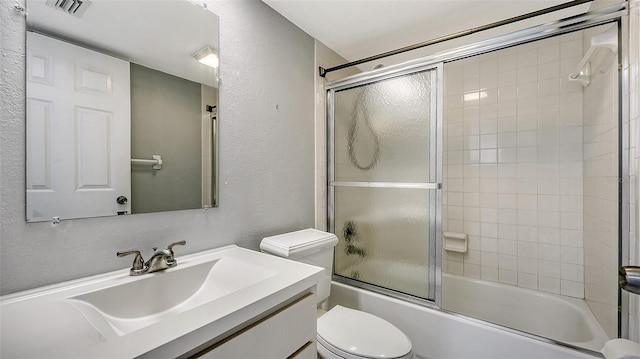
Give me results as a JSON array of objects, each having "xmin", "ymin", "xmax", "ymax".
[
  {"xmin": 116, "ymin": 250, "xmax": 147, "ymax": 275},
  {"xmin": 166, "ymin": 240, "xmax": 186, "ymax": 265},
  {"xmin": 620, "ymin": 266, "xmax": 640, "ymax": 295},
  {"xmin": 116, "ymin": 196, "xmax": 128, "ymax": 205},
  {"xmin": 145, "ymin": 247, "xmax": 174, "ymax": 273},
  {"xmin": 130, "ymin": 155, "xmax": 162, "ymax": 170},
  {"xmin": 117, "ymin": 241, "xmax": 186, "ymax": 276}
]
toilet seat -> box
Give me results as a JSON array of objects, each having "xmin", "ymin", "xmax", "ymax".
[{"xmin": 317, "ymin": 305, "xmax": 413, "ymax": 359}]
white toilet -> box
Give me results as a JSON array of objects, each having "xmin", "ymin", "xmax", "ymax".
[{"xmin": 261, "ymin": 228, "xmax": 414, "ymax": 359}]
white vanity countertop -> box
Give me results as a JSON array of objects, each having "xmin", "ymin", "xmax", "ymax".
[{"xmin": 0, "ymin": 245, "xmax": 323, "ymax": 358}]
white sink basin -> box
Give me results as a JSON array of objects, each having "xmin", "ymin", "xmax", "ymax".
[
  {"xmin": 68, "ymin": 256, "xmax": 277, "ymax": 338},
  {"xmin": 1, "ymin": 245, "xmax": 323, "ymax": 358}
]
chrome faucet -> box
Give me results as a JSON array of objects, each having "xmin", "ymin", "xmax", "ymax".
[{"xmin": 117, "ymin": 240, "xmax": 186, "ymax": 276}]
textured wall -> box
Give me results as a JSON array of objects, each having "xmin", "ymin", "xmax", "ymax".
[{"xmin": 0, "ymin": 0, "xmax": 315, "ymax": 295}]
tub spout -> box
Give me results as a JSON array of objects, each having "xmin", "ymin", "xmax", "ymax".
[{"xmin": 620, "ymin": 266, "xmax": 640, "ymax": 295}]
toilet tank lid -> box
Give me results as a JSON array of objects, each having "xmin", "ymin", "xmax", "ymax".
[{"xmin": 260, "ymin": 228, "xmax": 338, "ymax": 258}]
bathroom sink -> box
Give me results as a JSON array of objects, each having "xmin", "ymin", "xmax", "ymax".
[
  {"xmin": 68, "ymin": 255, "xmax": 278, "ymax": 338},
  {"xmin": 1, "ymin": 245, "xmax": 323, "ymax": 358}
]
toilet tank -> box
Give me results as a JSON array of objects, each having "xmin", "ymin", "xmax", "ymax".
[{"xmin": 260, "ymin": 229, "xmax": 338, "ymax": 303}]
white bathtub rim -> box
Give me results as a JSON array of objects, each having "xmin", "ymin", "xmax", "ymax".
[
  {"xmin": 333, "ymin": 264, "xmax": 608, "ymax": 352},
  {"xmin": 329, "ymin": 280, "xmax": 603, "ymax": 358},
  {"xmin": 441, "ymin": 273, "xmax": 610, "ymax": 351}
]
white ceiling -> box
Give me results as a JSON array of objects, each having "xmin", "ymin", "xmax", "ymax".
[
  {"xmin": 26, "ymin": 0, "xmax": 220, "ymax": 87},
  {"xmin": 262, "ymin": 0, "xmax": 591, "ymax": 70}
]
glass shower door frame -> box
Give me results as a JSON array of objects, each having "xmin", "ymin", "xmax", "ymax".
[
  {"xmin": 324, "ymin": 1, "xmax": 632, "ymax": 349},
  {"xmin": 327, "ymin": 63, "xmax": 444, "ymax": 307}
]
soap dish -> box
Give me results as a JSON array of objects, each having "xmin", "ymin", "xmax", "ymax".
[{"xmin": 443, "ymin": 232, "xmax": 468, "ymax": 253}]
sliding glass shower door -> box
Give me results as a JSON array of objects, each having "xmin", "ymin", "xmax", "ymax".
[{"xmin": 328, "ymin": 65, "xmax": 442, "ymax": 302}]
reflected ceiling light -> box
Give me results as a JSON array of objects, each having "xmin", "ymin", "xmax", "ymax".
[{"xmin": 192, "ymin": 46, "xmax": 219, "ymax": 68}]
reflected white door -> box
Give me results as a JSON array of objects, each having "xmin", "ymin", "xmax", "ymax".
[{"xmin": 26, "ymin": 32, "xmax": 131, "ymax": 221}]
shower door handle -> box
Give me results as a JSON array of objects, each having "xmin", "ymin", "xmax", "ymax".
[
  {"xmin": 330, "ymin": 181, "xmax": 441, "ymax": 189},
  {"xmin": 620, "ymin": 266, "xmax": 640, "ymax": 295}
]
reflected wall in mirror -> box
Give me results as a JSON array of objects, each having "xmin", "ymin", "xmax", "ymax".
[{"xmin": 25, "ymin": 0, "xmax": 219, "ymax": 222}]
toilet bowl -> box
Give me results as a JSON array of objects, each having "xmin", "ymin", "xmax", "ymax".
[
  {"xmin": 317, "ymin": 305, "xmax": 414, "ymax": 359},
  {"xmin": 261, "ymin": 229, "xmax": 414, "ymax": 359}
]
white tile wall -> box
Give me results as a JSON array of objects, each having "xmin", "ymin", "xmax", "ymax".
[{"xmin": 443, "ymin": 31, "xmax": 588, "ymax": 298}]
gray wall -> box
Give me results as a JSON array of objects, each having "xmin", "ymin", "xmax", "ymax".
[
  {"xmin": 0, "ymin": 0, "xmax": 315, "ymax": 295},
  {"xmin": 130, "ymin": 63, "xmax": 202, "ymax": 214}
]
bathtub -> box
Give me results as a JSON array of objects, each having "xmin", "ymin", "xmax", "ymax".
[
  {"xmin": 332, "ymin": 261, "xmax": 607, "ymax": 358},
  {"xmin": 442, "ymin": 273, "xmax": 609, "ymax": 352}
]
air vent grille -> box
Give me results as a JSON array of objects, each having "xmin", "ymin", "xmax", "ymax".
[{"xmin": 45, "ymin": 0, "xmax": 92, "ymax": 18}]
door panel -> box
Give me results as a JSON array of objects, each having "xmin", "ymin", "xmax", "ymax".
[
  {"xmin": 333, "ymin": 71, "xmax": 433, "ymax": 184},
  {"xmin": 329, "ymin": 66, "xmax": 441, "ymax": 302},
  {"xmin": 76, "ymin": 107, "xmax": 112, "ymax": 188},
  {"xmin": 333, "ymin": 186, "xmax": 431, "ymax": 298},
  {"xmin": 26, "ymin": 32, "xmax": 131, "ymax": 221}
]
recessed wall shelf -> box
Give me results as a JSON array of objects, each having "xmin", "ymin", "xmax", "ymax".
[{"xmin": 443, "ymin": 232, "xmax": 468, "ymax": 253}]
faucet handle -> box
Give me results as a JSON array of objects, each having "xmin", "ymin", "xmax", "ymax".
[
  {"xmin": 167, "ymin": 240, "xmax": 186, "ymax": 253},
  {"xmin": 166, "ymin": 241, "xmax": 186, "ymax": 265},
  {"xmin": 117, "ymin": 250, "xmax": 147, "ymax": 274}
]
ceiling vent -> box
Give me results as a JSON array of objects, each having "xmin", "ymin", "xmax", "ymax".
[{"xmin": 45, "ymin": 0, "xmax": 92, "ymax": 18}]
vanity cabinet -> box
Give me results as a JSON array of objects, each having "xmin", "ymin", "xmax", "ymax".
[{"xmin": 191, "ymin": 292, "xmax": 317, "ymax": 358}]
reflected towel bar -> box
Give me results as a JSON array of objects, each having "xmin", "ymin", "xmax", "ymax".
[{"xmin": 131, "ymin": 155, "xmax": 162, "ymax": 170}]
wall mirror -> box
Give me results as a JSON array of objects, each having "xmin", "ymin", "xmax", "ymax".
[{"xmin": 25, "ymin": 0, "xmax": 219, "ymax": 222}]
